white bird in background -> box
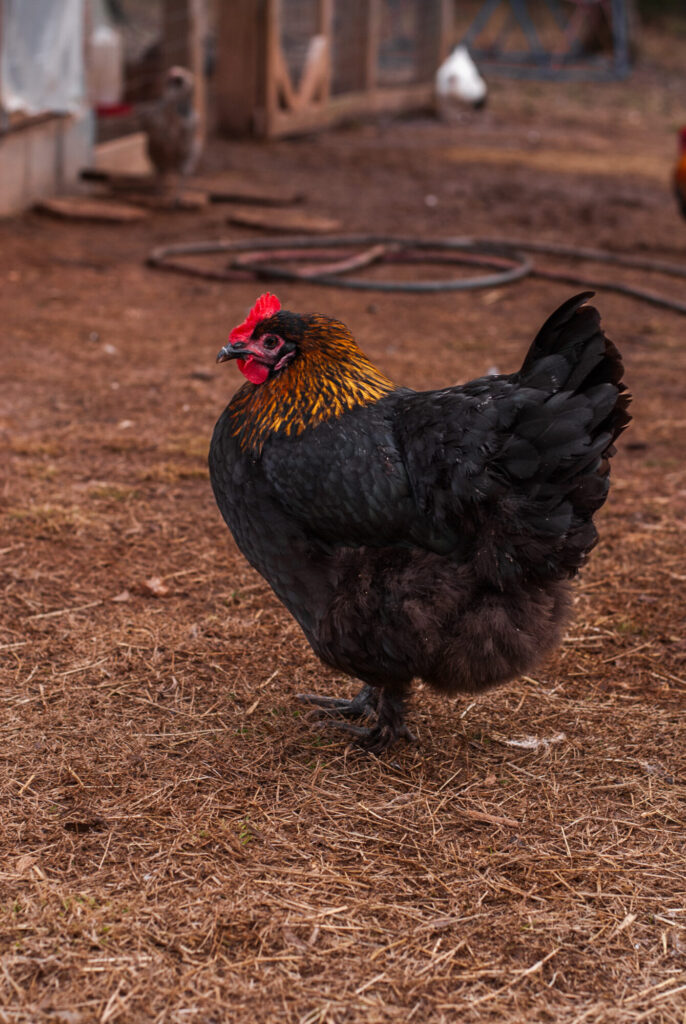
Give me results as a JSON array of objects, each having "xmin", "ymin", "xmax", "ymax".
[
  {"xmin": 436, "ymin": 45, "xmax": 487, "ymax": 113},
  {"xmin": 141, "ymin": 66, "xmax": 201, "ymax": 193}
]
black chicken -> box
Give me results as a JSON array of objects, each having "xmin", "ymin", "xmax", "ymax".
[{"xmin": 209, "ymin": 292, "xmax": 630, "ymax": 753}]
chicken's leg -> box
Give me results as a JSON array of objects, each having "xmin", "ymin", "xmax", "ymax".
[
  {"xmin": 304, "ymin": 686, "xmax": 416, "ymax": 755},
  {"xmin": 297, "ymin": 683, "xmax": 378, "ymax": 719}
]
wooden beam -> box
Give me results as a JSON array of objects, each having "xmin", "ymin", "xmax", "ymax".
[
  {"xmin": 189, "ymin": 0, "xmax": 206, "ymax": 150},
  {"xmin": 317, "ymin": 0, "xmax": 333, "ymax": 36},
  {"xmin": 273, "ymin": 44, "xmax": 296, "ymax": 111},
  {"xmin": 263, "ymin": 0, "xmax": 281, "ymax": 135},
  {"xmin": 417, "ymin": 0, "xmax": 452, "ymax": 81},
  {"xmin": 438, "ymin": 0, "xmax": 455, "ymax": 63},
  {"xmin": 291, "ymin": 35, "xmax": 329, "ymax": 111},
  {"xmin": 316, "ymin": 0, "xmax": 333, "ymax": 100},
  {"xmin": 0, "ymin": 0, "xmax": 4, "ymax": 117},
  {"xmin": 215, "ymin": 0, "xmax": 266, "ymax": 135},
  {"xmin": 162, "ymin": 0, "xmax": 191, "ymax": 72},
  {"xmin": 264, "ymin": 81, "xmax": 435, "ymax": 139},
  {"xmin": 330, "ymin": 0, "xmax": 367, "ymax": 94},
  {"xmin": 366, "ymin": 0, "xmax": 381, "ymax": 90}
]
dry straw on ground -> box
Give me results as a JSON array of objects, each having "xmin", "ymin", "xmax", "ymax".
[{"xmin": 2, "ymin": 34, "xmax": 686, "ymax": 1022}]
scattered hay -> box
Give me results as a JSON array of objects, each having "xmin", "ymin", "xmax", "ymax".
[{"xmin": 1, "ymin": 57, "xmax": 686, "ymax": 1022}]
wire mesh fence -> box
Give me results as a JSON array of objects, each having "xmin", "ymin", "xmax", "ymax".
[{"xmin": 455, "ymin": 0, "xmax": 633, "ymax": 81}]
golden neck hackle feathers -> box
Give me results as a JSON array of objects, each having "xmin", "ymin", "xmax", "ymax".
[{"xmin": 226, "ymin": 316, "xmax": 397, "ymax": 455}]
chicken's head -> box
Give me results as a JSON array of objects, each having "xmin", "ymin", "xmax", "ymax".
[
  {"xmin": 163, "ymin": 65, "xmax": 194, "ymax": 105},
  {"xmin": 217, "ymin": 293, "xmax": 302, "ymax": 385}
]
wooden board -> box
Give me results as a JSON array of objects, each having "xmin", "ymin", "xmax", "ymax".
[
  {"xmin": 195, "ymin": 173, "xmax": 304, "ymax": 207},
  {"xmin": 126, "ymin": 190, "xmax": 209, "ymax": 211},
  {"xmin": 94, "ymin": 132, "xmax": 153, "ymax": 176},
  {"xmin": 81, "ymin": 171, "xmax": 210, "ymax": 209},
  {"xmin": 35, "ymin": 196, "xmax": 149, "ymax": 222},
  {"xmin": 80, "ymin": 170, "xmax": 160, "ymax": 192},
  {"xmin": 264, "ymin": 81, "xmax": 436, "ymax": 138},
  {"xmin": 226, "ymin": 206, "xmax": 341, "ymax": 233}
]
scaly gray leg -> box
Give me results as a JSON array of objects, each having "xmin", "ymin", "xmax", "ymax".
[
  {"xmin": 311, "ymin": 687, "xmax": 416, "ymax": 755},
  {"xmin": 297, "ymin": 683, "xmax": 378, "ymax": 720}
]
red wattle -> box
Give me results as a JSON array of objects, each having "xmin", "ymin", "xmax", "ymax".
[{"xmin": 237, "ymin": 357, "xmax": 270, "ymax": 385}]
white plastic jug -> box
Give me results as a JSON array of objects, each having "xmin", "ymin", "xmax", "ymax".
[{"xmin": 90, "ymin": 24, "xmax": 123, "ymax": 108}]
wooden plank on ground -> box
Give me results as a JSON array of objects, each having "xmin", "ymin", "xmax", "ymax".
[
  {"xmin": 126, "ymin": 190, "xmax": 209, "ymax": 210},
  {"xmin": 80, "ymin": 169, "xmax": 159, "ymax": 192},
  {"xmin": 227, "ymin": 205, "xmax": 341, "ymax": 233},
  {"xmin": 80, "ymin": 171, "xmax": 209, "ymax": 208},
  {"xmin": 35, "ymin": 196, "xmax": 149, "ymax": 222},
  {"xmin": 196, "ymin": 173, "xmax": 304, "ymax": 206}
]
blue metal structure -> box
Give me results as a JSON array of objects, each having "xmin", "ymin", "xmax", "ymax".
[{"xmin": 462, "ymin": 0, "xmax": 631, "ymax": 81}]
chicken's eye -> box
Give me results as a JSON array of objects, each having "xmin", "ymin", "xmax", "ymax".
[{"xmin": 262, "ymin": 335, "xmax": 280, "ymax": 350}]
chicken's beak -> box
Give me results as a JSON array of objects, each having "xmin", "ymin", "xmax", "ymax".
[{"xmin": 216, "ymin": 342, "xmax": 244, "ymax": 363}]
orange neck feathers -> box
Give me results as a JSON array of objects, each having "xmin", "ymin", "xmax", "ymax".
[{"xmin": 226, "ymin": 315, "xmax": 397, "ymax": 455}]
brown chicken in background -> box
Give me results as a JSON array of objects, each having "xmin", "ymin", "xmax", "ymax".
[
  {"xmin": 209, "ymin": 293, "xmax": 631, "ymax": 754},
  {"xmin": 141, "ymin": 66, "xmax": 200, "ymax": 192},
  {"xmin": 674, "ymin": 126, "xmax": 686, "ymax": 219}
]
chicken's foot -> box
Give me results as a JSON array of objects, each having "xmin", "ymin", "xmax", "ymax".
[
  {"xmin": 296, "ymin": 683, "xmax": 378, "ymax": 719},
  {"xmin": 311, "ymin": 688, "xmax": 416, "ymax": 755}
]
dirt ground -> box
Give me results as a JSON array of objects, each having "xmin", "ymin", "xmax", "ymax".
[{"xmin": 1, "ymin": 25, "xmax": 686, "ymax": 1024}]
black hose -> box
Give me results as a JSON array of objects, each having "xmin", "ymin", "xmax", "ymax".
[
  {"xmin": 148, "ymin": 235, "xmax": 532, "ymax": 292},
  {"xmin": 147, "ymin": 234, "xmax": 686, "ymax": 314}
]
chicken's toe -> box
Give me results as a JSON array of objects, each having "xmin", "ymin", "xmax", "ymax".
[
  {"xmin": 296, "ymin": 683, "xmax": 377, "ymax": 719},
  {"xmin": 315, "ymin": 716, "xmax": 416, "ymax": 755}
]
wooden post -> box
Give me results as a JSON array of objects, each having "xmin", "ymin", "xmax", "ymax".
[
  {"xmin": 263, "ymin": 0, "xmax": 281, "ymax": 136},
  {"xmin": 162, "ymin": 0, "xmax": 191, "ymax": 72},
  {"xmin": 317, "ymin": 0, "xmax": 333, "ymax": 100},
  {"xmin": 216, "ymin": 0, "xmax": 267, "ymax": 136},
  {"xmin": 438, "ymin": 0, "xmax": 455, "ymax": 63},
  {"xmin": 0, "ymin": 0, "xmax": 4, "ymax": 120},
  {"xmin": 417, "ymin": 0, "xmax": 454, "ymax": 81},
  {"xmin": 189, "ymin": 0, "xmax": 206, "ymax": 150},
  {"xmin": 366, "ymin": 0, "xmax": 381, "ymax": 90},
  {"xmin": 318, "ymin": 0, "xmax": 333, "ymax": 37},
  {"xmin": 330, "ymin": 0, "xmax": 368, "ymax": 94}
]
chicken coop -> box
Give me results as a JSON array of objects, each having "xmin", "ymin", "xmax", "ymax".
[{"xmin": 215, "ymin": 0, "xmax": 454, "ymax": 138}]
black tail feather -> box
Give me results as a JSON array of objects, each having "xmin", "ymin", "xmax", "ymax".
[
  {"xmin": 520, "ymin": 292, "xmax": 631, "ymax": 450},
  {"xmin": 474, "ymin": 294, "xmax": 633, "ymax": 584}
]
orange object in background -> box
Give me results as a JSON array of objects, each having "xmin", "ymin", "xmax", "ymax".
[{"xmin": 674, "ymin": 126, "xmax": 686, "ymax": 219}]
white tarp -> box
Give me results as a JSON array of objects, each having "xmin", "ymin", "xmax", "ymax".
[{"xmin": 1, "ymin": 0, "xmax": 85, "ymax": 115}]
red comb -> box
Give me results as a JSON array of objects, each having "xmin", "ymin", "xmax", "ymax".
[{"xmin": 229, "ymin": 293, "xmax": 281, "ymax": 343}]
